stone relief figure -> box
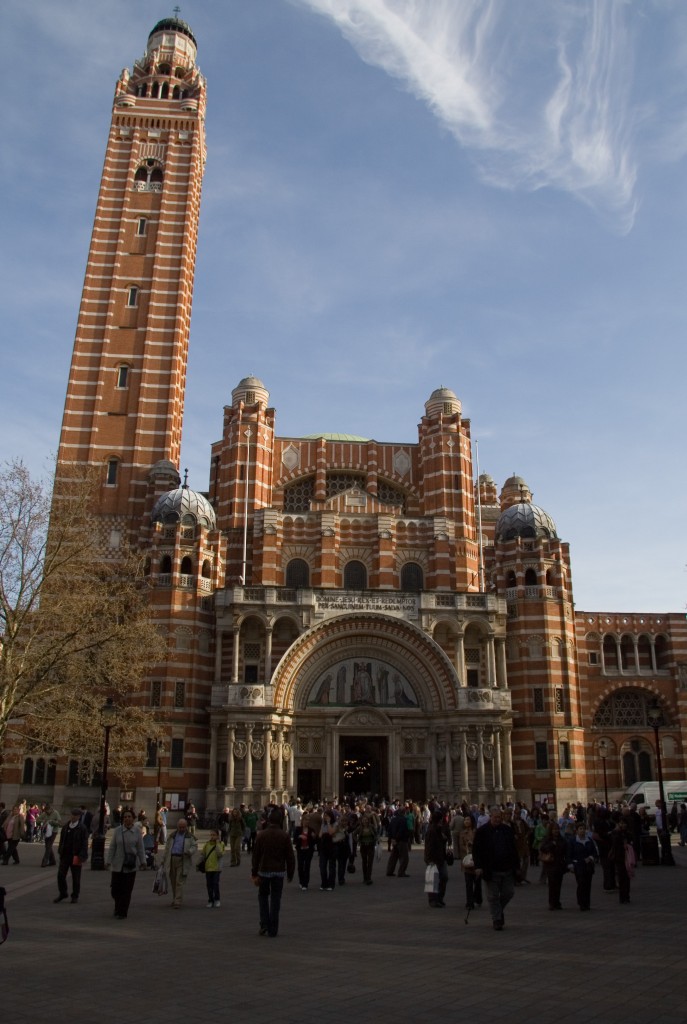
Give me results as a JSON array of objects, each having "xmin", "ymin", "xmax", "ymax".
[
  {"xmin": 308, "ymin": 659, "xmax": 419, "ymax": 708},
  {"xmin": 233, "ymin": 740, "xmax": 247, "ymax": 759},
  {"xmin": 376, "ymin": 664, "xmax": 389, "ymax": 704},
  {"xmin": 336, "ymin": 664, "xmax": 347, "ymax": 704},
  {"xmin": 352, "ymin": 661, "xmax": 374, "ymax": 704},
  {"xmin": 393, "ymin": 674, "xmax": 418, "ymax": 707},
  {"xmin": 312, "ymin": 673, "xmax": 332, "ymax": 705}
]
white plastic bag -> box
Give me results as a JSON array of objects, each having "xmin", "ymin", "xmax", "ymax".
[
  {"xmin": 152, "ymin": 865, "xmax": 168, "ymax": 896},
  {"xmin": 424, "ymin": 863, "xmax": 440, "ymax": 894}
]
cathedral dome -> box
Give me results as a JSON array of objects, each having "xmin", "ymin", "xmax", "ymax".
[
  {"xmin": 151, "ymin": 484, "xmax": 216, "ymax": 529},
  {"xmin": 425, "ymin": 386, "xmax": 461, "ymax": 417},
  {"xmin": 232, "ymin": 375, "xmax": 269, "ymax": 409},
  {"xmin": 495, "ymin": 501, "xmax": 557, "ymax": 542},
  {"xmin": 148, "ymin": 17, "xmax": 197, "ymax": 47},
  {"xmin": 499, "ymin": 474, "xmax": 532, "ymax": 509}
]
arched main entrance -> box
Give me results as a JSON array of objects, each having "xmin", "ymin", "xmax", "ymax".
[{"xmin": 340, "ymin": 735, "xmax": 387, "ymax": 797}]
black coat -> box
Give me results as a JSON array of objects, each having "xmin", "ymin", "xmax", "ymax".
[{"xmin": 472, "ymin": 822, "xmax": 519, "ymax": 880}]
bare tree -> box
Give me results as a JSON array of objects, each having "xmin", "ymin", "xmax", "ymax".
[{"xmin": 0, "ymin": 460, "xmax": 166, "ymax": 781}]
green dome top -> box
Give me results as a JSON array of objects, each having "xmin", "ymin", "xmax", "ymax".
[{"xmin": 148, "ymin": 17, "xmax": 197, "ymax": 47}]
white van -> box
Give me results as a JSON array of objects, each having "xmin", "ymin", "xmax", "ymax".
[{"xmin": 621, "ymin": 780, "xmax": 687, "ymax": 816}]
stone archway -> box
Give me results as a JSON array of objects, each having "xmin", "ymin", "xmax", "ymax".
[{"xmin": 271, "ymin": 612, "xmax": 459, "ymax": 713}]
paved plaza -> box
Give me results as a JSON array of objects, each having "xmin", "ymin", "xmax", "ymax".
[{"xmin": 1, "ymin": 836, "xmax": 686, "ymax": 1024}]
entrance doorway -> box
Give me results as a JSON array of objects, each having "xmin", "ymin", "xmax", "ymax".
[
  {"xmin": 297, "ymin": 769, "xmax": 321, "ymax": 805},
  {"xmin": 403, "ymin": 769, "xmax": 427, "ymax": 802},
  {"xmin": 339, "ymin": 736, "xmax": 387, "ymax": 799}
]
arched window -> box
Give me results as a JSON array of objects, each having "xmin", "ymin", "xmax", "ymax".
[
  {"xmin": 655, "ymin": 635, "xmax": 670, "ymax": 670},
  {"xmin": 201, "ymin": 559, "xmax": 212, "ymax": 579},
  {"xmin": 133, "ymin": 162, "xmax": 163, "ymax": 192},
  {"xmin": 126, "ymin": 286, "xmax": 138, "ymax": 307},
  {"xmin": 116, "ymin": 364, "xmax": 129, "ymax": 388},
  {"xmin": 603, "ymin": 634, "xmax": 619, "ymax": 671},
  {"xmin": 344, "ymin": 560, "xmax": 367, "ymax": 590},
  {"xmin": 106, "ymin": 458, "xmax": 119, "ymax": 486},
  {"xmin": 506, "ymin": 570, "xmax": 517, "ymax": 589},
  {"xmin": 173, "ymin": 85, "xmax": 181, "ymax": 99},
  {"xmin": 623, "ymin": 739, "xmax": 654, "ymax": 786},
  {"xmin": 151, "ymin": 81, "xmax": 160, "ymax": 98},
  {"xmin": 161, "ymin": 82, "xmax": 169, "ymax": 99},
  {"xmin": 286, "ymin": 558, "xmax": 309, "ymax": 588},
  {"xmin": 22, "ymin": 758, "xmax": 34, "ymax": 785},
  {"xmin": 545, "ymin": 568, "xmax": 553, "ymax": 586},
  {"xmin": 524, "ymin": 568, "xmax": 537, "ymax": 586},
  {"xmin": 620, "ymin": 635, "xmax": 635, "ymax": 670},
  {"xmin": 34, "ymin": 758, "xmax": 47, "ymax": 785},
  {"xmin": 180, "ymin": 555, "xmax": 193, "ymax": 575},
  {"xmin": 160, "ymin": 554, "xmax": 172, "ymax": 574},
  {"xmin": 400, "ymin": 562, "xmax": 423, "ymax": 592}
]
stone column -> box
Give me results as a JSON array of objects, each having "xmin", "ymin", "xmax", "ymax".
[
  {"xmin": 600, "ymin": 636, "xmax": 606, "ymax": 673},
  {"xmin": 444, "ymin": 732, "xmax": 453, "ymax": 791},
  {"xmin": 496, "ymin": 637, "xmax": 508, "ymax": 689},
  {"xmin": 487, "ymin": 635, "xmax": 497, "ymax": 687},
  {"xmin": 456, "ymin": 631, "xmax": 466, "ymax": 686},
  {"xmin": 275, "ymin": 727, "xmax": 284, "ymax": 791},
  {"xmin": 650, "ymin": 637, "xmax": 657, "ymax": 673},
  {"xmin": 286, "ymin": 732, "xmax": 294, "ymax": 791},
  {"xmin": 263, "ymin": 729, "xmax": 272, "ymax": 792},
  {"xmin": 226, "ymin": 723, "xmax": 236, "ymax": 791},
  {"xmin": 207, "ymin": 724, "xmax": 218, "ymax": 801},
  {"xmin": 265, "ymin": 626, "xmax": 273, "ymax": 683},
  {"xmin": 615, "ymin": 637, "xmax": 623, "ymax": 673},
  {"xmin": 232, "ymin": 626, "xmax": 240, "ymax": 684},
  {"xmin": 330, "ymin": 730, "xmax": 339, "ymax": 799},
  {"xmin": 493, "ymin": 728, "xmax": 503, "ymax": 790},
  {"xmin": 476, "ymin": 727, "xmax": 485, "ymax": 790},
  {"xmin": 245, "ymin": 724, "xmax": 254, "ymax": 792},
  {"xmin": 460, "ymin": 729, "xmax": 469, "ymax": 793},
  {"xmin": 214, "ymin": 630, "xmax": 223, "ymax": 684},
  {"xmin": 502, "ymin": 726, "xmax": 514, "ymax": 791}
]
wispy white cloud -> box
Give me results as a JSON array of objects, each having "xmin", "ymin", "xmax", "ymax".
[{"xmin": 296, "ymin": 0, "xmax": 639, "ymax": 229}]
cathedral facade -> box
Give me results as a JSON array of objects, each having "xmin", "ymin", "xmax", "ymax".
[{"xmin": 5, "ymin": 18, "xmax": 687, "ymax": 814}]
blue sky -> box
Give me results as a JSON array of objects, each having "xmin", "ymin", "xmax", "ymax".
[{"xmin": 2, "ymin": 0, "xmax": 686, "ymax": 612}]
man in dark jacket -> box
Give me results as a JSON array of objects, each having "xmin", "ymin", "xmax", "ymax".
[
  {"xmin": 251, "ymin": 808, "xmax": 295, "ymax": 937},
  {"xmin": 54, "ymin": 808, "xmax": 89, "ymax": 904},
  {"xmin": 386, "ymin": 807, "xmax": 411, "ymax": 877},
  {"xmin": 472, "ymin": 806, "xmax": 520, "ymax": 930}
]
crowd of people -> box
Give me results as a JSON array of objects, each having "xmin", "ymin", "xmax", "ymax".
[{"xmin": 1, "ymin": 793, "xmax": 684, "ymax": 937}]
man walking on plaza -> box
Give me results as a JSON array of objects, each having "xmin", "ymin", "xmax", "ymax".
[
  {"xmin": 386, "ymin": 806, "xmax": 411, "ymax": 877},
  {"xmin": 251, "ymin": 808, "xmax": 295, "ymax": 937},
  {"xmin": 54, "ymin": 808, "xmax": 89, "ymax": 904},
  {"xmin": 163, "ymin": 817, "xmax": 197, "ymax": 908},
  {"xmin": 472, "ymin": 806, "xmax": 520, "ymax": 930}
]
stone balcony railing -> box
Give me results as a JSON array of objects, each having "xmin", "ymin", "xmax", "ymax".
[{"xmin": 217, "ymin": 586, "xmax": 506, "ymax": 621}]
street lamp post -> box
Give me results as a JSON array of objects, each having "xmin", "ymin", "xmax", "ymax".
[
  {"xmin": 155, "ymin": 739, "xmax": 165, "ymax": 851},
  {"xmin": 598, "ymin": 738, "xmax": 609, "ymax": 807},
  {"xmin": 648, "ymin": 700, "xmax": 675, "ymax": 867},
  {"xmin": 91, "ymin": 697, "xmax": 118, "ymax": 870}
]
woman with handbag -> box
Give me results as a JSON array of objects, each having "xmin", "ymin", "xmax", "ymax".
[
  {"xmin": 424, "ymin": 811, "xmax": 451, "ymax": 908},
  {"xmin": 539, "ymin": 821, "xmax": 568, "ymax": 911},
  {"xmin": 105, "ymin": 809, "xmax": 146, "ymax": 919},
  {"xmin": 458, "ymin": 816, "xmax": 482, "ymax": 910}
]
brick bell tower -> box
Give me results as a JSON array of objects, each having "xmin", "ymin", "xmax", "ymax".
[{"xmin": 56, "ymin": 16, "xmax": 206, "ymax": 545}]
